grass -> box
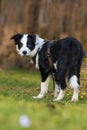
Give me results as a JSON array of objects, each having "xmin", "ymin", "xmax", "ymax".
[{"xmin": 0, "ymin": 59, "xmax": 87, "ymax": 130}]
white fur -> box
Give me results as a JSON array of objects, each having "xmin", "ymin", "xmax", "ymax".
[
  {"xmin": 21, "ymin": 34, "xmax": 28, "ymax": 44},
  {"xmin": 54, "ymin": 82, "xmax": 60, "ymax": 98},
  {"xmin": 35, "ymin": 35, "xmax": 44, "ymax": 48},
  {"xmin": 33, "ymin": 75, "xmax": 50, "ymax": 99},
  {"xmin": 53, "ymin": 62, "xmax": 57, "ymax": 70},
  {"xmin": 29, "ymin": 46, "xmax": 38, "ymax": 57},
  {"xmin": 54, "ymin": 89, "xmax": 65, "ymax": 101},
  {"xmin": 69, "ymin": 75, "xmax": 79, "ymax": 102},
  {"xmin": 35, "ymin": 54, "xmax": 39, "ymax": 69},
  {"xmin": 71, "ymin": 88, "xmax": 79, "ymax": 102},
  {"xmin": 69, "ymin": 75, "xmax": 79, "ymax": 89}
]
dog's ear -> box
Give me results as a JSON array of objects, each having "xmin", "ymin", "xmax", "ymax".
[
  {"xmin": 29, "ymin": 34, "xmax": 36, "ymax": 39},
  {"xmin": 10, "ymin": 33, "xmax": 23, "ymax": 42}
]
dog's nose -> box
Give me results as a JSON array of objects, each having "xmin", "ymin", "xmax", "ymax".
[{"xmin": 23, "ymin": 51, "xmax": 27, "ymax": 55}]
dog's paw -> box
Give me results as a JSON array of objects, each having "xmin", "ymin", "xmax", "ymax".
[
  {"xmin": 54, "ymin": 91, "xmax": 59, "ymax": 98},
  {"xmin": 71, "ymin": 97, "xmax": 78, "ymax": 102},
  {"xmin": 33, "ymin": 93, "xmax": 44, "ymax": 99},
  {"xmin": 53, "ymin": 97, "xmax": 62, "ymax": 102},
  {"xmin": 53, "ymin": 90, "xmax": 65, "ymax": 101},
  {"xmin": 71, "ymin": 89, "xmax": 79, "ymax": 102}
]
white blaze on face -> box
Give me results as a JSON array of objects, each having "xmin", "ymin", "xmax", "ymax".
[
  {"xmin": 21, "ymin": 34, "xmax": 28, "ymax": 44},
  {"xmin": 16, "ymin": 34, "xmax": 31, "ymax": 56}
]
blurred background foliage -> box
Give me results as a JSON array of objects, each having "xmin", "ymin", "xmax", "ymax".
[{"xmin": 0, "ymin": 0, "xmax": 87, "ymax": 68}]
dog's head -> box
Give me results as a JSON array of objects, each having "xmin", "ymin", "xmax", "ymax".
[{"xmin": 10, "ymin": 33, "xmax": 40, "ymax": 57}]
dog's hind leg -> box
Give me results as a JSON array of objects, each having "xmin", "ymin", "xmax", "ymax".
[
  {"xmin": 53, "ymin": 70, "xmax": 67, "ymax": 101},
  {"xmin": 53, "ymin": 81, "xmax": 66, "ymax": 101},
  {"xmin": 69, "ymin": 75, "xmax": 79, "ymax": 102},
  {"xmin": 68, "ymin": 63, "xmax": 80, "ymax": 102},
  {"xmin": 68, "ymin": 56, "xmax": 82, "ymax": 102},
  {"xmin": 33, "ymin": 75, "xmax": 50, "ymax": 99}
]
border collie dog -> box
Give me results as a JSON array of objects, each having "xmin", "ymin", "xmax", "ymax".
[{"xmin": 11, "ymin": 34, "xmax": 84, "ymax": 102}]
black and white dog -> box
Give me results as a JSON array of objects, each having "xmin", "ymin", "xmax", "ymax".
[{"xmin": 11, "ymin": 34, "xmax": 84, "ymax": 101}]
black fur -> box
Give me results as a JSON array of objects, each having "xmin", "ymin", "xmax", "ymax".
[
  {"xmin": 10, "ymin": 33, "xmax": 23, "ymax": 43},
  {"xmin": 27, "ymin": 34, "xmax": 36, "ymax": 51},
  {"xmin": 38, "ymin": 37, "xmax": 84, "ymax": 90}
]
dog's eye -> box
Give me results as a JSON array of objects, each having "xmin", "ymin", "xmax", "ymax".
[
  {"xmin": 27, "ymin": 43, "xmax": 35, "ymax": 50},
  {"xmin": 18, "ymin": 42, "xmax": 23, "ymax": 49}
]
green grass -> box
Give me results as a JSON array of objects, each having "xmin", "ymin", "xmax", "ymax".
[{"xmin": 0, "ymin": 60, "xmax": 87, "ymax": 130}]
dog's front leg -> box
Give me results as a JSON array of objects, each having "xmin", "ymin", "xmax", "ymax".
[{"xmin": 33, "ymin": 75, "xmax": 50, "ymax": 99}]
